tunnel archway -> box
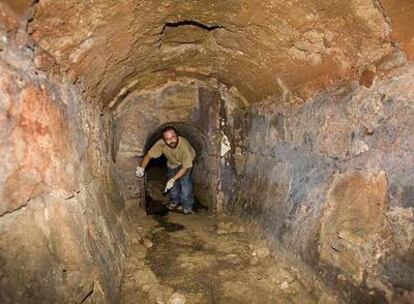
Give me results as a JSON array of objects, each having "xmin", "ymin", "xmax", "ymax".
[{"xmin": 110, "ymin": 78, "xmax": 240, "ymax": 215}]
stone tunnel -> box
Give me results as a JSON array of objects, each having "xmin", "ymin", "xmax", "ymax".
[{"xmin": 0, "ymin": 1, "xmax": 413, "ymax": 303}]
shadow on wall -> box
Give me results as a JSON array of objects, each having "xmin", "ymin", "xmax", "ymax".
[{"xmin": 143, "ymin": 122, "xmax": 213, "ymax": 212}]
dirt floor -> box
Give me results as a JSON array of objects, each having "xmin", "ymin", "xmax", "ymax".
[{"xmin": 119, "ymin": 167, "xmax": 334, "ymax": 304}]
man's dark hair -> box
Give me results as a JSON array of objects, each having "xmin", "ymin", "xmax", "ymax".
[{"xmin": 161, "ymin": 125, "xmax": 178, "ymax": 136}]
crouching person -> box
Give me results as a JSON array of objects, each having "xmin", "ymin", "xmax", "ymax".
[{"xmin": 136, "ymin": 126, "xmax": 196, "ymax": 214}]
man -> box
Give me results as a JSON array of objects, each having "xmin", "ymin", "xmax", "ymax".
[{"xmin": 136, "ymin": 126, "xmax": 196, "ymax": 214}]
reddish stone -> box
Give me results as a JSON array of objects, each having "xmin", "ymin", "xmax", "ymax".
[{"xmin": 1, "ymin": 83, "xmax": 75, "ymax": 215}]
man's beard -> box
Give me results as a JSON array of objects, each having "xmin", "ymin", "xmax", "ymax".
[{"xmin": 167, "ymin": 141, "xmax": 178, "ymax": 148}]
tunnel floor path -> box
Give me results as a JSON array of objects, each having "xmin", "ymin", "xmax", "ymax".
[{"xmin": 119, "ymin": 170, "xmax": 326, "ymax": 304}]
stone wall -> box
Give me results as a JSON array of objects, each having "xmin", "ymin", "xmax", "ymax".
[
  {"xmin": 235, "ymin": 64, "xmax": 414, "ymax": 303},
  {"xmin": 0, "ymin": 6, "xmax": 126, "ymax": 303}
]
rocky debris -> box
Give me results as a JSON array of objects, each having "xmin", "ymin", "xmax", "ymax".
[
  {"xmin": 142, "ymin": 238, "xmax": 154, "ymax": 249},
  {"xmin": 147, "ymin": 285, "xmax": 174, "ymax": 304},
  {"xmin": 120, "ymin": 218, "xmax": 176, "ymax": 304},
  {"xmin": 266, "ymin": 266, "xmax": 296, "ymax": 285},
  {"xmin": 249, "ymin": 244, "xmax": 271, "ymax": 260},
  {"xmin": 222, "ymin": 253, "xmax": 243, "ymax": 265},
  {"xmin": 123, "ymin": 260, "xmax": 174, "ymax": 303},
  {"xmin": 256, "ymin": 246, "xmax": 271, "ymax": 259},
  {"xmin": 168, "ymin": 292, "xmax": 186, "ymax": 304},
  {"xmin": 216, "ymin": 221, "xmax": 245, "ymax": 235},
  {"xmin": 317, "ymin": 293, "xmax": 338, "ymax": 304},
  {"xmin": 280, "ymin": 281, "xmax": 290, "ymax": 289},
  {"xmin": 135, "ymin": 269, "xmax": 158, "ymax": 287},
  {"xmin": 349, "ymin": 139, "xmax": 369, "ymax": 156},
  {"xmin": 179, "ymin": 261, "xmax": 195, "ymax": 270}
]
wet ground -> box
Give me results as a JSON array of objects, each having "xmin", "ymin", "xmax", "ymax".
[{"xmin": 119, "ymin": 167, "xmax": 334, "ymax": 303}]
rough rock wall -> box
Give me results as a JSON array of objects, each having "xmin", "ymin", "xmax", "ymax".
[
  {"xmin": 236, "ymin": 64, "xmax": 414, "ymax": 303},
  {"xmin": 0, "ymin": 6, "xmax": 125, "ymax": 303}
]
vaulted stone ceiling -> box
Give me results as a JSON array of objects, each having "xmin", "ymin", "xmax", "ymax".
[{"xmin": 8, "ymin": 0, "xmax": 414, "ymax": 104}]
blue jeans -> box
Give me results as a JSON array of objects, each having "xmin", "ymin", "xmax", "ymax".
[{"xmin": 166, "ymin": 166, "xmax": 195, "ymax": 211}]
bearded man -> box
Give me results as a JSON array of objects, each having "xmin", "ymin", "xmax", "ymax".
[{"xmin": 136, "ymin": 126, "xmax": 196, "ymax": 214}]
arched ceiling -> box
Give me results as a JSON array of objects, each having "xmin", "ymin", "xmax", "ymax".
[{"xmin": 5, "ymin": 0, "xmax": 414, "ymax": 104}]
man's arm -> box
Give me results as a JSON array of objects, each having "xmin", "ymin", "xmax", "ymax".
[
  {"xmin": 136, "ymin": 140, "xmax": 163, "ymax": 177},
  {"xmin": 139, "ymin": 153, "xmax": 151, "ymax": 170},
  {"xmin": 164, "ymin": 166, "xmax": 189, "ymax": 192},
  {"xmin": 136, "ymin": 153, "xmax": 151, "ymax": 177},
  {"xmin": 172, "ymin": 167, "xmax": 188, "ymax": 181}
]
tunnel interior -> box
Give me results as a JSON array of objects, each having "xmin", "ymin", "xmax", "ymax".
[
  {"xmin": 0, "ymin": 1, "xmax": 414, "ymax": 303},
  {"xmin": 109, "ymin": 78, "xmax": 241, "ymax": 216}
]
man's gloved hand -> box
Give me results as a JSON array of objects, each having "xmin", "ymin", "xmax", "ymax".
[
  {"xmin": 164, "ymin": 178, "xmax": 175, "ymax": 192},
  {"xmin": 135, "ymin": 166, "xmax": 145, "ymax": 178}
]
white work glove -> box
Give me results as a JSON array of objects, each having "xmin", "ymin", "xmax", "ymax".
[
  {"xmin": 135, "ymin": 166, "xmax": 145, "ymax": 178},
  {"xmin": 164, "ymin": 178, "xmax": 175, "ymax": 193}
]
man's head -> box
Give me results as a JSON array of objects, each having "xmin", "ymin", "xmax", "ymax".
[{"xmin": 162, "ymin": 126, "xmax": 179, "ymax": 148}]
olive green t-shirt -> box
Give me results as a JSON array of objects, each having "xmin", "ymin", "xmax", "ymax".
[{"xmin": 148, "ymin": 136, "xmax": 196, "ymax": 169}]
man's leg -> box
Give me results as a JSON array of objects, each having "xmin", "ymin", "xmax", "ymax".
[
  {"xmin": 179, "ymin": 169, "xmax": 195, "ymax": 213},
  {"xmin": 166, "ymin": 167, "xmax": 180, "ymax": 208}
]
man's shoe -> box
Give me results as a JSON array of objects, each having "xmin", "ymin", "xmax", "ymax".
[
  {"xmin": 183, "ymin": 208, "xmax": 194, "ymax": 215},
  {"xmin": 167, "ymin": 203, "xmax": 179, "ymax": 210}
]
